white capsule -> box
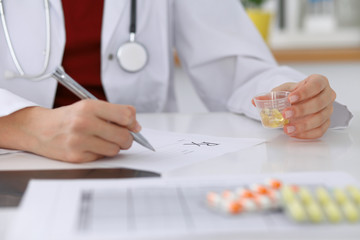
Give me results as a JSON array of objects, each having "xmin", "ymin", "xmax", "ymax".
[
  {"xmin": 222, "ymin": 190, "xmax": 236, "ymax": 201},
  {"xmin": 235, "ymin": 187, "xmax": 247, "ymax": 196},
  {"xmin": 206, "ymin": 192, "xmax": 221, "ymax": 208},
  {"xmin": 268, "ymin": 190, "xmax": 282, "ymax": 209},
  {"xmin": 240, "ymin": 198, "xmax": 257, "ymax": 212},
  {"xmin": 254, "ymin": 194, "xmax": 272, "ymax": 210}
]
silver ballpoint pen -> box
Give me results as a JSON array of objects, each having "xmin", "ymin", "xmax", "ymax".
[{"xmin": 52, "ymin": 67, "xmax": 155, "ymax": 152}]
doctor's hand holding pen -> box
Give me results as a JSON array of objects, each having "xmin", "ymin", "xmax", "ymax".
[
  {"xmin": 272, "ymin": 74, "xmax": 336, "ymax": 139},
  {"xmin": 0, "ymin": 100, "xmax": 141, "ymax": 163}
]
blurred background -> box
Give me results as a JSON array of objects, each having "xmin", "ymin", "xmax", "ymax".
[{"xmin": 174, "ymin": 0, "xmax": 360, "ymax": 113}]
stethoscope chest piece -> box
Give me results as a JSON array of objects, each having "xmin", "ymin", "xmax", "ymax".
[
  {"xmin": 117, "ymin": 40, "xmax": 148, "ymax": 72},
  {"xmin": 116, "ymin": 0, "xmax": 148, "ymax": 73}
]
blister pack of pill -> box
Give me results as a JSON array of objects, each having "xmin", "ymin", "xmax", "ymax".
[
  {"xmin": 281, "ymin": 185, "xmax": 360, "ymax": 223},
  {"xmin": 205, "ymin": 179, "xmax": 360, "ymax": 224},
  {"xmin": 206, "ymin": 179, "xmax": 283, "ymax": 214}
]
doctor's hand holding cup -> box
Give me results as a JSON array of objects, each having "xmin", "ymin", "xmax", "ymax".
[
  {"xmin": 0, "ymin": 100, "xmax": 141, "ymax": 163},
  {"xmin": 271, "ymin": 74, "xmax": 336, "ymax": 139}
]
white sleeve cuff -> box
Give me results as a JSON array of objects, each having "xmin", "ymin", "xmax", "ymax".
[
  {"xmin": 330, "ymin": 101, "xmax": 353, "ymax": 129},
  {"xmin": 0, "ymin": 89, "xmax": 39, "ymax": 117}
]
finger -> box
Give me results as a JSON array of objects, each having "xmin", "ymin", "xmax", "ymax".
[
  {"xmin": 64, "ymin": 134, "xmax": 130, "ymax": 161},
  {"xmin": 90, "ymin": 120, "xmax": 134, "ymax": 148},
  {"xmin": 284, "ymin": 104, "xmax": 333, "ymax": 135},
  {"xmin": 283, "ymin": 87, "xmax": 334, "ymax": 119},
  {"xmin": 63, "ymin": 109, "xmax": 134, "ymax": 146},
  {"xmin": 77, "ymin": 117, "xmax": 134, "ymax": 150},
  {"xmin": 287, "ymin": 119, "xmax": 331, "ymax": 139},
  {"xmin": 74, "ymin": 152, "xmax": 103, "ymax": 163},
  {"xmin": 271, "ymin": 82, "xmax": 297, "ymax": 92},
  {"xmin": 62, "ymin": 150, "xmax": 103, "ymax": 163},
  {"xmin": 288, "ymin": 74, "xmax": 329, "ymax": 105},
  {"xmin": 75, "ymin": 100, "xmax": 140, "ymax": 132},
  {"xmin": 97, "ymin": 103, "xmax": 137, "ymax": 129},
  {"xmin": 84, "ymin": 136, "xmax": 124, "ymax": 156}
]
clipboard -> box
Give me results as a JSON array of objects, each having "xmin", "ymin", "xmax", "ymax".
[{"xmin": 0, "ymin": 168, "xmax": 159, "ymax": 207}]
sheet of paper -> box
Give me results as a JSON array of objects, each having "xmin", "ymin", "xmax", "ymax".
[
  {"xmin": 0, "ymin": 149, "xmax": 21, "ymax": 155},
  {"xmin": 0, "ymin": 128, "xmax": 264, "ymax": 172},
  {"xmin": 83, "ymin": 128, "xmax": 265, "ymax": 173},
  {"xmin": 7, "ymin": 172, "xmax": 360, "ymax": 240}
]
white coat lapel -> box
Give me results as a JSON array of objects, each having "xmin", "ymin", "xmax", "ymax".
[
  {"xmin": 101, "ymin": 0, "xmax": 127, "ymax": 54},
  {"xmin": 48, "ymin": 0, "xmax": 65, "ymax": 66},
  {"xmin": 48, "ymin": 0, "xmax": 63, "ymax": 20}
]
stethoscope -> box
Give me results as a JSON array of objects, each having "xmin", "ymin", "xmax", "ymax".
[
  {"xmin": 117, "ymin": 0, "xmax": 148, "ymax": 73},
  {"xmin": 0, "ymin": 0, "xmax": 148, "ymax": 82}
]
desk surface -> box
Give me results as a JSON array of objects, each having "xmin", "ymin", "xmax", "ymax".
[
  {"xmin": 1, "ymin": 111, "xmax": 359, "ymax": 238},
  {"xmin": 137, "ymin": 112, "xmax": 360, "ymax": 180}
]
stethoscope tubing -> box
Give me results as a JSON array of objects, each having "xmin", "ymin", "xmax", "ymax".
[
  {"xmin": 1, "ymin": 0, "xmax": 146, "ymax": 81},
  {"xmin": 0, "ymin": 0, "xmax": 51, "ymax": 81}
]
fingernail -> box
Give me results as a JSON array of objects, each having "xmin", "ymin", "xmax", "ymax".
[
  {"xmin": 289, "ymin": 95, "xmax": 299, "ymax": 104},
  {"xmin": 286, "ymin": 126, "xmax": 296, "ymax": 134},
  {"xmin": 284, "ymin": 110, "xmax": 293, "ymax": 119},
  {"xmin": 135, "ymin": 122, "xmax": 142, "ymax": 132}
]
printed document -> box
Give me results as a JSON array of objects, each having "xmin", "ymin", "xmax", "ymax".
[{"xmin": 7, "ymin": 172, "xmax": 360, "ymax": 240}]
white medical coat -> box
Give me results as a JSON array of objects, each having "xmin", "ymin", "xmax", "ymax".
[{"xmin": 0, "ymin": 0, "xmax": 341, "ymax": 123}]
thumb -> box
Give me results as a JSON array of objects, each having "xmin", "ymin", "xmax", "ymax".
[{"xmin": 271, "ymin": 82, "xmax": 298, "ymax": 92}]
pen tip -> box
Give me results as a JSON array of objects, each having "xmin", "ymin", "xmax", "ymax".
[
  {"xmin": 131, "ymin": 132, "xmax": 155, "ymax": 152},
  {"xmin": 143, "ymin": 141, "xmax": 155, "ymax": 152}
]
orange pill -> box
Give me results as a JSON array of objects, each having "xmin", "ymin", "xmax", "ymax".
[
  {"xmin": 256, "ymin": 185, "xmax": 270, "ymax": 195},
  {"xmin": 266, "ymin": 179, "xmax": 282, "ymax": 190},
  {"xmin": 221, "ymin": 200, "xmax": 243, "ymax": 214},
  {"xmin": 228, "ymin": 201, "xmax": 243, "ymax": 214},
  {"xmin": 235, "ymin": 187, "xmax": 255, "ymax": 199},
  {"xmin": 242, "ymin": 190, "xmax": 255, "ymax": 198}
]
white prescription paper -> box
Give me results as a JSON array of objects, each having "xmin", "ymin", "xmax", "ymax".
[
  {"xmin": 0, "ymin": 149, "xmax": 21, "ymax": 155},
  {"xmin": 84, "ymin": 128, "xmax": 265, "ymax": 173},
  {"xmin": 7, "ymin": 172, "xmax": 360, "ymax": 240}
]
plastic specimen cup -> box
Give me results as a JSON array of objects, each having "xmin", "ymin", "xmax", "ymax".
[{"xmin": 253, "ymin": 91, "xmax": 291, "ymax": 128}]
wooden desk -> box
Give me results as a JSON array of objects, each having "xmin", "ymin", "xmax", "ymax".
[
  {"xmin": 272, "ymin": 48, "xmax": 360, "ymax": 63},
  {"xmin": 174, "ymin": 48, "xmax": 360, "ymax": 65}
]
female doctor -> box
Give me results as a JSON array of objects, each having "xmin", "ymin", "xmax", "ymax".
[{"xmin": 0, "ymin": 0, "xmax": 340, "ymax": 163}]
